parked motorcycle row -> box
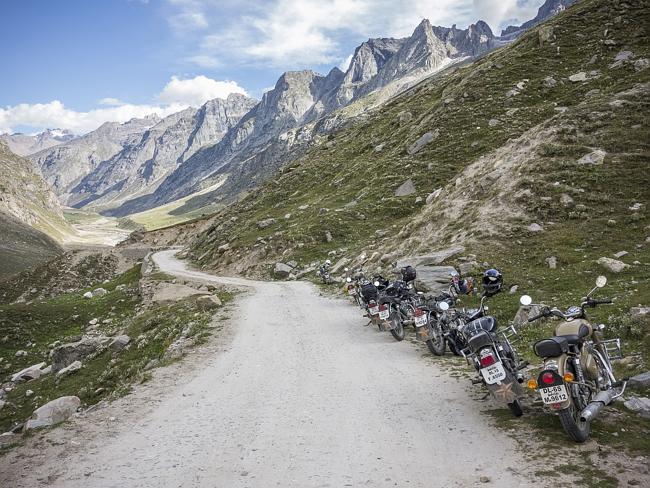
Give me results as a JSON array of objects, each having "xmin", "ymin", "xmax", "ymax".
[{"xmin": 329, "ymin": 263, "xmax": 627, "ymax": 443}]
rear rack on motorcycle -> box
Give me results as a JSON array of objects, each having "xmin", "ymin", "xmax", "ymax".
[
  {"xmin": 499, "ymin": 325, "xmax": 518, "ymax": 343},
  {"xmin": 600, "ymin": 338, "xmax": 624, "ymax": 361}
]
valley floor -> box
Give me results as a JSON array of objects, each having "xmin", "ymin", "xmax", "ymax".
[{"xmin": 1, "ymin": 251, "xmax": 644, "ymax": 487}]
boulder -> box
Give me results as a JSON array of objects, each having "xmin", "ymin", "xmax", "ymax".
[
  {"xmin": 560, "ymin": 193, "xmax": 574, "ymax": 208},
  {"xmin": 286, "ymin": 260, "xmax": 298, "ymax": 269},
  {"xmin": 110, "ymin": 335, "xmax": 131, "ymax": 352},
  {"xmin": 152, "ymin": 283, "xmax": 208, "ymax": 305},
  {"xmin": 426, "ymin": 188, "xmax": 443, "ymax": 204},
  {"xmin": 83, "ymin": 292, "xmax": 93, "ymax": 299},
  {"xmin": 577, "ymin": 149, "xmax": 606, "ymax": 165},
  {"xmin": 331, "ymin": 257, "xmax": 350, "ymax": 274},
  {"xmin": 407, "ymin": 131, "xmax": 438, "ymax": 155},
  {"xmin": 56, "ymin": 360, "xmax": 82, "ymax": 378},
  {"xmin": 92, "ymin": 288, "xmax": 108, "ymax": 297},
  {"xmin": 11, "ymin": 362, "xmax": 46, "ymax": 383},
  {"xmin": 196, "ymin": 295, "xmax": 222, "ymax": 310},
  {"xmin": 25, "ymin": 396, "xmax": 81, "ymax": 430},
  {"xmin": 395, "ymin": 179, "xmax": 416, "ymax": 197},
  {"xmin": 634, "ymin": 58, "xmax": 649, "ymax": 71},
  {"xmin": 624, "ymin": 397, "xmax": 650, "ymax": 419},
  {"xmin": 414, "ymin": 266, "xmax": 458, "ymax": 293},
  {"xmin": 217, "ymin": 243, "xmax": 230, "ymax": 253},
  {"xmin": 597, "ymin": 257, "xmax": 628, "ymax": 273},
  {"xmin": 395, "ymin": 247, "xmax": 465, "ymax": 268},
  {"xmin": 274, "ymin": 263, "xmax": 293, "ymax": 278},
  {"xmin": 513, "ymin": 305, "xmax": 543, "ymax": 326},
  {"xmin": 527, "ymin": 223, "xmax": 544, "ymax": 232},
  {"xmin": 257, "ymin": 218, "xmax": 276, "ymax": 229},
  {"xmin": 325, "ymin": 231, "xmax": 333, "ymax": 243},
  {"xmin": 50, "ymin": 337, "xmax": 106, "ymax": 372},
  {"xmin": 629, "ymin": 371, "xmax": 650, "ymax": 389},
  {"xmin": 630, "ymin": 307, "xmax": 650, "ymax": 319},
  {"xmin": 569, "ymin": 71, "xmax": 588, "ymax": 82},
  {"xmin": 545, "ymin": 256, "xmax": 557, "ymax": 269}
]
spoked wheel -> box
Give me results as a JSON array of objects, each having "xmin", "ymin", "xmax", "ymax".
[
  {"xmin": 389, "ymin": 310, "xmax": 405, "ymax": 341},
  {"xmin": 426, "ymin": 322, "xmax": 446, "ymax": 356}
]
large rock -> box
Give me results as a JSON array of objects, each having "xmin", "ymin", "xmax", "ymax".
[
  {"xmin": 274, "ymin": 263, "xmax": 293, "ymax": 278},
  {"xmin": 395, "ymin": 179, "xmax": 416, "ymax": 197},
  {"xmin": 597, "ymin": 257, "xmax": 628, "ymax": 273},
  {"xmin": 92, "ymin": 287, "xmax": 108, "ymax": 297},
  {"xmin": 513, "ymin": 305, "xmax": 543, "ymax": 326},
  {"xmin": 629, "ymin": 371, "xmax": 650, "ymax": 389},
  {"xmin": 50, "ymin": 337, "xmax": 106, "ymax": 372},
  {"xmin": 577, "ymin": 149, "xmax": 606, "ymax": 165},
  {"xmin": 196, "ymin": 295, "xmax": 222, "ymax": 310},
  {"xmin": 624, "ymin": 397, "xmax": 650, "ymax": 419},
  {"xmin": 56, "ymin": 360, "xmax": 82, "ymax": 378},
  {"xmin": 331, "ymin": 257, "xmax": 350, "ymax": 274},
  {"xmin": 630, "ymin": 307, "xmax": 650, "ymax": 319},
  {"xmin": 152, "ymin": 283, "xmax": 208, "ymax": 304},
  {"xmin": 395, "ymin": 247, "xmax": 464, "ymax": 269},
  {"xmin": 110, "ymin": 335, "xmax": 131, "ymax": 351},
  {"xmin": 414, "ymin": 266, "xmax": 458, "ymax": 293},
  {"xmin": 25, "ymin": 396, "xmax": 81, "ymax": 430},
  {"xmin": 11, "ymin": 362, "xmax": 46, "ymax": 383},
  {"xmin": 407, "ymin": 130, "xmax": 438, "ymax": 155},
  {"xmin": 257, "ymin": 218, "xmax": 276, "ymax": 229}
]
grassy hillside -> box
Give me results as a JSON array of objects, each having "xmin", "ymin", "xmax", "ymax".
[
  {"xmin": 0, "ymin": 213, "xmax": 63, "ymax": 278},
  {"xmin": 188, "ymin": 0, "xmax": 649, "ymax": 366}
]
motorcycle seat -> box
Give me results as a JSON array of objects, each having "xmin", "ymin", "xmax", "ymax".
[{"xmin": 558, "ymin": 334, "xmax": 583, "ymax": 345}]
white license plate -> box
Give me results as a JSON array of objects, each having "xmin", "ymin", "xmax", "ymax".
[
  {"xmin": 539, "ymin": 384, "xmax": 569, "ymax": 404},
  {"xmin": 369, "ymin": 306, "xmax": 379, "ymax": 315},
  {"xmin": 480, "ymin": 361, "xmax": 507, "ymax": 385},
  {"xmin": 379, "ymin": 309, "xmax": 390, "ymax": 320},
  {"xmin": 414, "ymin": 315, "xmax": 428, "ymax": 327}
]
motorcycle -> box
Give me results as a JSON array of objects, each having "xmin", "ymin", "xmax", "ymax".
[
  {"xmin": 317, "ymin": 262, "xmax": 332, "ymax": 284},
  {"xmin": 411, "ymin": 292, "xmax": 456, "ymax": 356},
  {"xmin": 376, "ymin": 267, "xmax": 419, "ymax": 341},
  {"xmin": 458, "ymin": 289, "xmax": 527, "ymax": 416},
  {"xmin": 343, "ymin": 267, "xmax": 365, "ymax": 308},
  {"xmin": 523, "ymin": 275, "xmax": 626, "ymax": 442}
]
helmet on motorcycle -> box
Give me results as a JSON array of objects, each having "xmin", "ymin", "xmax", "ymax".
[
  {"xmin": 451, "ymin": 270, "xmax": 474, "ymax": 295},
  {"xmin": 481, "ymin": 268, "xmax": 503, "ymax": 297},
  {"xmin": 401, "ymin": 265, "xmax": 417, "ymax": 282},
  {"xmin": 325, "ymin": 259, "xmax": 331, "ymax": 265}
]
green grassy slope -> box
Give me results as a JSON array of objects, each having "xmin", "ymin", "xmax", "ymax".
[{"xmin": 186, "ymin": 0, "xmax": 649, "ymax": 371}]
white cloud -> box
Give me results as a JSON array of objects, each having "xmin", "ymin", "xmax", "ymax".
[
  {"xmin": 180, "ymin": 0, "xmax": 546, "ymax": 68},
  {"xmin": 0, "ymin": 75, "xmax": 250, "ymax": 135},
  {"xmin": 98, "ymin": 97, "xmax": 124, "ymax": 106},
  {"xmin": 157, "ymin": 75, "xmax": 248, "ymax": 106}
]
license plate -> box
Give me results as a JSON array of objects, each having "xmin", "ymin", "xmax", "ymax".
[
  {"xmin": 369, "ymin": 306, "xmax": 379, "ymax": 315},
  {"xmin": 379, "ymin": 309, "xmax": 390, "ymax": 320},
  {"xmin": 539, "ymin": 384, "xmax": 569, "ymax": 404},
  {"xmin": 414, "ymin": 315, "xmax": 428, "ymax": 327},
  {"xmin": 480, "ymin": 361, "xmax": 507, "ymax": 385}
]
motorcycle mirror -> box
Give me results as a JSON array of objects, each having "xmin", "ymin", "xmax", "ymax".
[
  {"xmin": 596, "ymin": 275, "xmax": 607, "ymax": 288},
  {"xmin": 438, "ymin": 301, "xmax": 450, "ymax": 311},
  {"xmin": 346, "ymin": 277, "xmax": 352, "ymax": 283},
  {"xmin": 520, "ymin": 295, "xmax": 533, "ymax": 306},
  {"xmin": 344, "ymin": 267, "xmax": 349, "ymax": 272}
]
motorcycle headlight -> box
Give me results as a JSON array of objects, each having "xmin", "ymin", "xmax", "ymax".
[
  {"xmin": 374, "ymin": 281, "xmax": 380, "ymax": 287},
  {"xmin": 346, "ymin": 277, "xmax": 352, "ymax": 283}
]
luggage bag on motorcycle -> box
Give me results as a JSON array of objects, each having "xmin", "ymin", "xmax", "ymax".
[{"xmin": 361, "ymin": 283, "xmax": 378, "ymax": 301}]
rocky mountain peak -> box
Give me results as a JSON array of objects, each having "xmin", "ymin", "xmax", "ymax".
[{"xmin": 501, "ymin": 0, "xmax": 578, "ymax": 38}]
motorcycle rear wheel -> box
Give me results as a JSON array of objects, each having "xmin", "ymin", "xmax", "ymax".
[
  {"xmin": 389, "ymin": 311, "xmax": 405, "ymax": 341},
  {"xmin": 426, "ymin": 324, "xmax": 446, "ymax": 356},
  {"xmin": 558, "ymin": 406, "xmax": 590, "ymax": 443}
]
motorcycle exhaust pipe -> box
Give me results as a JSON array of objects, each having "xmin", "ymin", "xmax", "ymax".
[{"xmin": 579, "ymin": 390, "xmax": 617, "ymax": 423}]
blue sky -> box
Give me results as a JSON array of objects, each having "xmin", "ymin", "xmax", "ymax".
[{"xmin": 0, "ymin": 0, "xmax": 544, "ymax": 134}]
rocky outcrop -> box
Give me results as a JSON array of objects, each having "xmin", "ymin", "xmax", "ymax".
[{"xmin": 50, "ymin": 336, "xmax": 107, "ymax": 372}]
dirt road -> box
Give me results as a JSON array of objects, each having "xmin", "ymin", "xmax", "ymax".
[{"xmin": 1, "ymin": 250, "xmax": 537, "ymax": 487}]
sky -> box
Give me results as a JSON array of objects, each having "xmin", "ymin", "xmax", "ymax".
[{"xmin": 0, "ymin": 0, "xmax": 545, "ymax": 135}]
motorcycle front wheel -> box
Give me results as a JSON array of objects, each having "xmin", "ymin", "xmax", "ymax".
[{"xmin": 389, "ymin": 311, "xmax": 405, "ymax": 341}]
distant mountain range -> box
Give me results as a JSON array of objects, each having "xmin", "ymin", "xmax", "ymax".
[
  {"xmin": 18, "ymin": 1, "xmax": 578, "ymax": 218},
  {"xmin": 1, "ymin": 128, "xmax": 75, "ymax": 156}
]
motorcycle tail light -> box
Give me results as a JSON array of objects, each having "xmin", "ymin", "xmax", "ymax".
[
  {"xmin": 479, "ymin": 353, "xmax": 496, "ymax": 367},
  {"xmin": 379, "ymin": 304, "xmax": 388, "ymax": 312},
  {"xmin": 369, "ymin": 300, "xmax": 376, "ymax": 307},
  {"xmin": 541, "ymin": 372, "xmax": 556, "ymax": 385},
  {"xmin": 414, "ymin": 308, "xmax": 424, "ymax": 317}
]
